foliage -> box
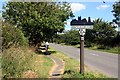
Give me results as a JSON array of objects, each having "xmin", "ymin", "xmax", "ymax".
[
  {"xmin": 30, "ymin": 54, "xmax": 53, "ymax": 78},
  {"xmin": 54, "ymin": 19, "xmax": 117, "ymax": 47},
  {"xmin": 53, "ymin": 34, "xmax": 64, "ymax": 44},
  {"xmin": 112, "ymin": 1, "xmax": 120, "ymax": 23},
  {"xmin": 2, "ymin": 47, "xmax": 34, "ymax": 78},
  {"xmin": 73, "ymin": 44, "xmax": 120, "ymax": 54},
  {"xmin": 54, "ymin": 30, "xmax": 80, "ymax": 45},
  {"xmin": 2, "ymin": 22, "xmax": 28, "ymax": 50},
  {"xmin": 2, "ymin": 46, "xmax": 54, "ymax": 78},
  {"xmin": 54, "ymin": 18, "xmax": 117, "ymax": 49},
  {"xmin": 0, "ymin": 18, "xmax": 2, "ymax": 50},
  {"xmin": 112, "ymin": 1, "xmax": 120, "ymax": 47},
  {"xmin": 111, "ymin": 33, "xmax": 120, "ymax": 46},
  {"xmin": 2, "ymin": 2, "xmax": 74, "ymax": 46},
  {"xmin": 67, "ymin": 72, "xmax": 106, "ymax": 78},
  {"xmin": 85, "ymin": 18, "xmax": 117, "ymax": 47}
]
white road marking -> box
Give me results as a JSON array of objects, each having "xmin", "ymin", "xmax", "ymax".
[{"xmin": 89, "ymin": 53, "xmax": 99, "ymax": 56}]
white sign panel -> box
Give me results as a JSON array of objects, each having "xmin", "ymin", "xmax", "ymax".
[{"xmin": 71, "ymin": 25, "xmax": 93, "ymax": 29}]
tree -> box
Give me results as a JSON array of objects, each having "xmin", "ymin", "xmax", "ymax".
[
  {"xmin": 2, "ymin": 2, "xmax": 74, "ymax": 46},
  {"xmin": 53, "ymin": 30, "xmax": 80, "ymax": 45},
  {"xmin": 85, "ymin": 18, "xmax": 117, "ymax": 47},
  {"xmin": 64, "ymin": 30, "xmax": 80, "ymax": 45},
  {"xmin": 112, "ymin": 1, "xmax": 120, "ymax": 23},
  {"xmin": 2, "ymin": 22, "xmax": 28, "ymax": 49},
  {"xmin": 112, "ymin": 1, "xmax": 120, "ymax": 46},
  {"xmin": 0, "ymin": 17, "xmax": 2, "ymax": 50}
]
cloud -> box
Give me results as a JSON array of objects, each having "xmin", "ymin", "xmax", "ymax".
[
  {"xmin": 70, "ymin": 3, "xmax": 86, "ymax": 13},
  {"xmin": 96, "ymin": 4, "xmax": 110, "ymax": 10}
]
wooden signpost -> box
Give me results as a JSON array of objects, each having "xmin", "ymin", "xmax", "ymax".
[{"xmin": 70, "ymin": 16, "xmax": 94, "ymax": 74}]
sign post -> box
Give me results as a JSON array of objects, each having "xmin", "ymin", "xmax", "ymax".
[
  {"xmin": 70, "ymin": 16, "xmax": 94, "ymax": 74},
  {"xmin": 80, "ymin": 34, "xmax": 84, "ymax": 74}
]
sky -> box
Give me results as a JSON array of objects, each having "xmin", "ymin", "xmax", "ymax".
[
  {"xmin": 0, "ymin": 0, "xmax": 118, "ymax": 30},
  {"xmin": 65, "ymin": 2, "xmax": 116, "ymax": 30}
]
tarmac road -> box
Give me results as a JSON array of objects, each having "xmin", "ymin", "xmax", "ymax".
[{"xmin": 49, "ymin": 43, "xmax": 118, "ymax": 78}]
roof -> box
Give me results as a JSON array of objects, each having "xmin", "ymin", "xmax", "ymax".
[{"xmin": 70, "ymin": 16, "xmax": 94, "ymax": 26}]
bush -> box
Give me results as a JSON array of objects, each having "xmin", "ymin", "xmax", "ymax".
[
  {"xmin": 97, "ymin": 45, "xmax": 110, "ymax": 50},
  {"xmin": 2, "ymin": 47, "xmax": 34, "ymax": 78},
  {"xmin": 84, "ymin": 42, "xmax": 93, "ymax": 47},
  {"xmin": 118, "ymin": 47, "xmax": 120, "ymax": 54},
  {"xmin": 2, "ymin": 23, "xmax": 28, "ymax": 49},
  {"xmin": 72, "ymin": 72, "xmax": 106, "ymax": 78},
  {"xmin": 53, "ymin": 30, "xmax": 80, "ymax": 45}
]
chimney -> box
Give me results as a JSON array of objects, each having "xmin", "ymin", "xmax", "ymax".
[
  {"xmin": 78, "ymin": 16, "xmax": 81, "ymax": 21},
  {"xmin": 88, "ymin": 17, "xmax": 91, "ymax": 22}
]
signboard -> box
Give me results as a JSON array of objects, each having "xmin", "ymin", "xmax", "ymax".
[
  {"xmin": 71, "ymin": 25, "xmax": 93, "ymax": 29},
  {"xmin": 70, "ymin": 16, "xmax": 94, "ymax": 30}
]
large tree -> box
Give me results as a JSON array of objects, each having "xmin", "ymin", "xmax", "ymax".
[
  {"xmin": 112, "ymin": 1, "xmax": 120, "ymax": 46},
  {"xmin": 53, "ymin": 30, "xmax": 80, "ymax": 45},
  {"xmin": 2, "ymin": 2, "xmax": 74, "ymax": 46},
  {"xmin": 85, "ymin": 18, "xmax": 117, "ymax": 47},
  {"xmin": 112, "ymin": 0, "xmax": 120, "ymax": 23}
]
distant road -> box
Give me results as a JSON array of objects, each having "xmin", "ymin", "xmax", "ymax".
[{"xmin": 50, "ymin": 43, "xmax": 118, "ymax": 78}]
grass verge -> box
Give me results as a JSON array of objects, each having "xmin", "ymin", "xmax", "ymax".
[
  {"xmin": 49, "ymin": 46, "xmax": 108, "ymax": 78},
  {"xmin": 0, "ymin": 54, "xmax": 2, "ymax": 78},
  {"xmin": 73, "ymin": 44, "xmax": 119, "ymax": 54},
  {"xmin": 2, "ymin": 46, "xmax": 53, "ymax": 78},
  {"xmin": 30, "ymin": 53, "xmax": 53, "ymax": 78},
  {"xmin": 87, "ymin": 46, "xmax": 120, "ymax": 54},
  {"xmin": 58, "ymin": 43, "xmax": 119, "ymax": 54}
]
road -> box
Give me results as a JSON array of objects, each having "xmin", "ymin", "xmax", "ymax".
[{"xmin": 49, "ymin": 43, "xmax": 118, "ymax": 78}]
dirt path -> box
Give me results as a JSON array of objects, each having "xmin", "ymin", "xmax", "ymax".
[
  {"xmin": 40, "ymin": 46, "xmax": 65, "ymax": 78},
  {"xmin": 48, "ymin": 55, "xmax": 64, "ymax": 78}
]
